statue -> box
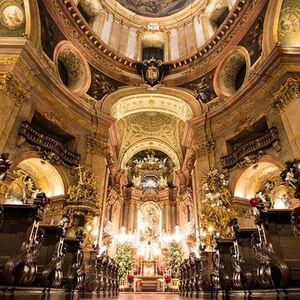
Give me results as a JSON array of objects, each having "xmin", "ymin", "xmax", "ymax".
[{"xmin": 192, "ymin": 78, "xmax": 210, "ymax": 104}]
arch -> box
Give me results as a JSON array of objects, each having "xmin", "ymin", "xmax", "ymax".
[
  {"xmin": 24, "ymin": 0, "xmax": 41, "ymax": 49},
  {"xmin": 99, "ymin": 86, "xmax": 202, "ymax": 119},
  {"xmin": 233, "ymin": 155, "xmax": 285, "ymax": 199},
  {"xmin": 11, "ymin": 151, "xmax": 68, "ymax": 197},
  {"xmin": 120, "ymin": 139, "xmax": 181, "ymax": 170},
  {"xmin": 262, "ymin": 0, "xmax": 283, "ymax": 59}
]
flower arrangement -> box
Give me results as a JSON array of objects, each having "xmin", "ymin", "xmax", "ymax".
[
  {"xmin": 128, "ymin": 275, "xmax": 134, "ymax": 283},
  {"xmin": 164, "ymin": 276, "xmax": 171, "ymax": 283},
  {"xmin": 249, "ymin": 198, "xmax": 260, "ymax": 207}
]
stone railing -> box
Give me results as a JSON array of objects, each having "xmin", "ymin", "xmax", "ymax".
[
  {"xmin": 19, "ymin": 122, "xmax": 80, "ymax": 166},
  {"xmin": 220, "ymin": 127, "xmax": 279, "ymax": 169}
]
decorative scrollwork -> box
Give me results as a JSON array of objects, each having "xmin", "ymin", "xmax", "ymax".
[
  {"xmin": 251, "ymin": 204, "xmax": 289, "ymax": 288},
  {"xmin": 40, "ymin": 215, "xmax": 70, "ymax": 287},
  {"xmin": 230, "ymin": 218, "xmax": 254, "ymax": 289},
  {"xmin": 291, "ymin": 206, "xmax": 300, "ymax": 240}
]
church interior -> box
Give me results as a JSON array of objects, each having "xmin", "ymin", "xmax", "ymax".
[{"xmin": 0, "ymin": 0, "xmax": 300, "ymax": 299}]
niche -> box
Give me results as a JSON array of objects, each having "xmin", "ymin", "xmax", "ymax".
[{"xmin": 213, "ymin": 46, "xmax": 250, "ymax": 99}]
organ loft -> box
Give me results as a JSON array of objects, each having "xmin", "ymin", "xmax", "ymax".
[{"xmin": 0, "ymin": 0, "xmax": 300, "ymax": 299}]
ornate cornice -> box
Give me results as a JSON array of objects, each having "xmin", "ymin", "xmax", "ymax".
[
  {"xmin": 0, "ymin": 72, "xmax": 31, "ymax": 105},
  {"xmin": 270, "ymin": 78, "xmax": 300, "ymax": 111},
  {"xmin": 86, "ymin": 137, "xmax": 113, "ymax": 168}
]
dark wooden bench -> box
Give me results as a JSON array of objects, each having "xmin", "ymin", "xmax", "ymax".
[
  {"xmin": 0, "ymin": 199, "xmax": 45, "ymax": 286},
  {"xmin": 33, "ymin": 216, "xmax": 69, "ymax": 288},
  {"xmin": 252, "ymin": 205, "xmax": 300, "ymax": 288},
  {"xmin": 212, "ymin": 237, "xmax": 234, "ymax": 291},
  {"xmin": 61, "ymin": 231, "xmax": 84, "ymax": 291},
  {"xmin": 230, "ymin": 218, "xmax": 260, "ymax": 290}
]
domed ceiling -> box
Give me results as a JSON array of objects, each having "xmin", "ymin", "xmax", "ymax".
[{"xmin": 116, "ymin": 0, "xmax": 196, "ymax": 17}]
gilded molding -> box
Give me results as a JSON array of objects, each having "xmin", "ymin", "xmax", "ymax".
[
  {"xmin": 0, "ymin": 57, "xmax": 18, "ymax": 65},
  {"xmin": 86, "ymin": 137, "xmax": 113, "ymax": 167},
  {"xmin": 0, "ymin": 72, "xmax": 31, "ymax": 105},
  {"xmin": 270, "ymin": 78, "xmax": 300, "ymax": 111}
]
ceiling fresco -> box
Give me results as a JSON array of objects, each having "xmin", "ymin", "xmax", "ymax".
[{"xmin": 116, "ymin": 0, "xmax": 196, "ymax": 17}]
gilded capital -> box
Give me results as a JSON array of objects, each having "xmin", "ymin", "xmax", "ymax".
[
  {"xmin": 186, "ymin": 140, "xmax": 215, "ymax": 172},
  {"xmin": 0, "ymin": 72, "xmax": 31, "ymax": 105},
  {"xmin": 270, "ymin": 78, "xmax": 300, "ymax": 111},
  {"xmin": 86, "ymin": 137, "xmax": 113, "ymax": 167}
]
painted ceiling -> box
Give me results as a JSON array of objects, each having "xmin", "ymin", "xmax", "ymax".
[{"xmin": 116, "ymin": 0, "xmax": 196, "ymax": 17}]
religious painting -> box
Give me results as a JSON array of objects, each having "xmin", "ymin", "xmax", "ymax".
[
  {"xmin": 272, "ymin": 184, "xmax": 299, "ymax": 209},
  {"xmin": 278, "ymin": 0, "xmax": 300, "ymax": 47},
  {"xmin": 2, "ymin": 5, "xmax": 24, "ymax": 28},
  {"xmin": 38, "ymin": 1, "xmax": 66, "ymax": 60},
  {"xmin": 0, "ymin": 1, "xmax": 25, "ymax": 37},
  {"xmin": 280, "ymin": 13, "xmax": 300, "ymax": 33},
  {"xmin": 139, "ymin": 202, "xmax": 160, "ymax": 244},
  {"xmin": 116, "ymin": 0, "xmax": 196, "ymax": 18},
  {"xmin": 239, "ymin": 3, "xmax": 268, "ymax": 65}
]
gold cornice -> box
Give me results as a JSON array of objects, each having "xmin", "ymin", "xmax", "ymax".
[
  {"xmin": 270, "ymin": 78, "xmax": 300, "ymax": 111},
  {"xmin": 0, "ymin": 72, "xmax": 31, "ymax": 105},
  {"xmin": 86, "ymin": 137, "xmax": 113, "ymax": 168}
]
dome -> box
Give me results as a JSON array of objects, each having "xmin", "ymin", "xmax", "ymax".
[{"xmin": 115, "ymin": 0, "xmax": 196, "ymax": 18}]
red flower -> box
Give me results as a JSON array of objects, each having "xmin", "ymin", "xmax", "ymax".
[
  {"xmin": 227, "ymin": 220, "xmax": 232, "ymax": 227},
  {"xmin": 128, "ymin": 275, "xmax": 134, "ymax": 283},
  {"xmin": 44, "ymin": 197, "xmax": 51, "ymax": 205},
  {"xmin": 164, "ymin": 276, "xmax": 171, "ymax": 283},
  {"xmin": 134, "ymin": 271, "xmax": 137, "ymax": 275},
  {"xmin": 249, "ymin": 198, "xmax": 260, "ymax": 207}
]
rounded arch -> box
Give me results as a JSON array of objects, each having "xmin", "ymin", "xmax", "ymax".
[
  {"xmin": 11, "ymin": 151, "xmax": 68, "ymax": 197},
  {"xmin": 99, "ymin": 86, "xmax": 203, "ymax": 119},
  {"xmin": 262, "ymin": 0, "xmax": 283, "ymax": 59},
  {"xmin": 120, "ymin": 139, "xmax": 181, "ymax": 170},
  {"xmin": 233, "ymin": 155, "xmax": 285, "ymax": 199},
  {"xmin": 24, "ymin": 0, "xmax": 42, "ymax": 49}
]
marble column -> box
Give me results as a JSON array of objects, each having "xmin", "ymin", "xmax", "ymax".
[
  {"xmin": 127, "ymin": 201, "xmax": 134, "ymax": 234},
  {"xmin": 166, "ymin": 202, "xmax": 171, "ymax": 234}
]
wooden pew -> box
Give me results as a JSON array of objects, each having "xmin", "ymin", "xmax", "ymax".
[
  {"xmin": 84, "ymin": 249, "xmax": 99, "ymax": 293},
  {"xmin": 0, "ymin": 195, "xmax": 46, "ymax": 286},
  {"xmin": 252, "ymin": 204, "xmax": 300, "ymax": 288},
  {"xmin": 61, "ymin": 230, "xmax": 84, "ymax": 291},
  {"xmin": 230, "ymin": 218, "xmax": 260, "ymax": 290},
  {"xmin": 34, "ymin": 216, "xmax": 69, "ymax": 288},
  {"xmin": 198, "ymin": 251, "xmax": 214, "ymax": 292},
  {"xmin": 212, "ymin": 236, "xmax": 234, "ymax": 292}
]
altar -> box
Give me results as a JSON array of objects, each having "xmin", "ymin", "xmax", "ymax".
[{"xmin": 136, "ymin": 275, "xmax": 163, "ymax": 292}]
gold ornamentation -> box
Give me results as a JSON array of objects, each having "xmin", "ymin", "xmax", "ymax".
[
  {"xmin": 0, "ymin": 72, "xmax": 31, "ymax": 105},
  {"xmin": 200, "ymin": 169, "xmax": 238, "ymax": 237},
  {"xmin": 86, "ymin": 137, "xmax": 113, "ymax": 168},
  {"xmin": 220, "ymin": 128, "xmax": 280, "ymax": 169},
  {"xmin": 0, "ymin": 181, "xmax": 9, "ymax": 195},
  {"xmin": 187, "ymin": 140, "xmax": 215, "ymax": 172},
  {"xmin": 67, "ymin": 166, "xmax": 99, "ymax": 206},
  {"xmin": 270, "ymin": 78, "xmax": 300, "ymax": 111},
  {"xmin": 19, "ymin": 122, "xmax": 80, "ymax": 166},
  {"xmin": 236, "ymin": 150, "xmax": 265, "ymax": 169},
  {"xmin": 44, "ymin": 112, "xmax": 66, "ymax": 127},
  {"xmin": 0, "ymin": 57, "xmax": 18, "ymax": 64}
]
